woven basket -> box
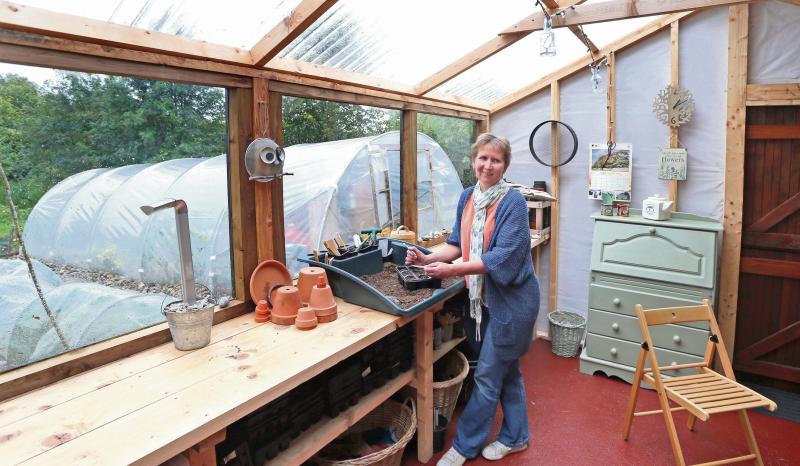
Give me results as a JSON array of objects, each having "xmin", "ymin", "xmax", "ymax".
[
  {"xmin": 548, "ymin": 311, "xmax": 586, "ymax": 357},
  {"xmin": 315, "ymin": 399, "xmax": 416, "ymax": 466},
  {"xmin": 432, "ymin": 350, "xmax": 469, "ymax": 421}
]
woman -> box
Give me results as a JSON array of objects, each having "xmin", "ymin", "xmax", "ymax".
[{"xmin": 406, "ymin": 133, "xmax": 539, "ymax": 465}]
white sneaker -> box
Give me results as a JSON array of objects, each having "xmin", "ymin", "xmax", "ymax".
[
  {"xmin": 481, "ymin": 441, "xmax": 528, "ymax": 460},
  {"xmin": 437, "ymin": 447, "xmax": 467, "ymax": 466}
]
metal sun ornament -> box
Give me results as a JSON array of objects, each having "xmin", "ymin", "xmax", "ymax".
[{"xmin": 652, "ymin": 84, "xmax": 695, "ymax": 127}]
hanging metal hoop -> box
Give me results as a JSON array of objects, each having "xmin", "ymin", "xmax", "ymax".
[{"xmin": 528, "ymin": 120, "xmax": 579, "ymax": 167}]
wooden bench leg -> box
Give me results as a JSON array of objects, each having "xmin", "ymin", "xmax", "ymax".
[
  {"xmin": 415, "ymin": 310, "xmax": 434, "ymax": 463},
  {"xmin": 184, "ymin": 429, "xmax": 226, "ymax": 466}
]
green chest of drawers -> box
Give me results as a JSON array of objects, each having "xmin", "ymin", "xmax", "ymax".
[{"xmin": 579, "ymin": 209, "xmax": 722, "ymax": 383}]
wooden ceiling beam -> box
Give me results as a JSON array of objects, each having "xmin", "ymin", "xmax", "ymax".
[
  {"xmin": 500, "ymin": 0, "xmax": 750, "ymax": 35},
  {"xmin": 0, "ymin": 0, "xmax": 250, "ymax": 64},
  {"xmin": 250, "ymin": 0, "xmax": 338, "ymax": 67},
  {"xmin": 491, "ymin": 12, "xmax": 691, "ymax": 113}
]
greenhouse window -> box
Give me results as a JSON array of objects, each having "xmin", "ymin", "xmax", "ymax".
[{"xmin": 0, "ymin": 64, "xmax": 231, "ymax": 373}]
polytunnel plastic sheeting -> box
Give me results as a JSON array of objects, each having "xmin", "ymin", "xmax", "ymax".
[
  {"xmin": 4, "ymin": 282, "xmax": 169, "ymax": 371},
  {"xmin": 22, "ymin": 156, "xmax": 233, "ymax": 295},
  {"xmin": 0, "ymin": 259, "xmax": 62, "ymax": 369},
  {"xmin": 140, "ymin": 156, "xmax": 231, "ymax": 294},
  {"xmin": 282, "ymin": 132, "xmax": 462, "ymax": 272},
  {"xmin": 23, "ymin": 168, "xmax": 110, "ymax": 260}
]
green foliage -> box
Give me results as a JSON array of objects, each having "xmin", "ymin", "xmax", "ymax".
[
  {"xmin": 417, "ymin": 114, "xmax": 475, "ymax": 188},
  {"xmin": 281, "ymin": 96, "xmax": 399, "ymax": 146},
  {"xmin": 0, "ymin": 71, "xmax": 227, "ymax": 253}
]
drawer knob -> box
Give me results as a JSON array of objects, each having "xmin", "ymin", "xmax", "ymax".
[
  {"xmin": 673, "ymin": 335, "xmax": 682, "ymax": 344},
  {"xmin": 610, "ymin": 347, "xmax": 618, "ymax": 356},
  {"xmin": 612, "ymin": 298, "xmax": 621, "ymax": 306},
  {"xmin": 649, "ymin": 228, "xmax": 656, "ymax": 235},
  {"xmin": 611, "ymin": 323, "xmax": 620, "ymax": 331}
]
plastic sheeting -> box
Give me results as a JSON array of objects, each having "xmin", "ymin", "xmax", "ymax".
[
  {"xmin": 0, "ymin": 259, "xmax": 169, "ymax": 371},
  {"xmin": 491, "ymin": 6, "xmax": 747, "ymax": 333},
  {"xmin": 23, "ymin": 132, "xmax": 462, "ymax": 284},
  {"xmin": 283, "ymin": 131, "xmax": 463, "ymax": 272}
]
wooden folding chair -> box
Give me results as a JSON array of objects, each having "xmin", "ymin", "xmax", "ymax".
[{"xmin": 622, "ymin": 299, "xmax": 777, "ymax": 466}]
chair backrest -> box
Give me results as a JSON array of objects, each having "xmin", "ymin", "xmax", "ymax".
[{"xmin": 635, "ymin": 299, "xmax": 736, "ymax": 381}]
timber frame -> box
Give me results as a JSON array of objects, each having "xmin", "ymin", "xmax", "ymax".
[{"xmin": 0, "ymin": 0, "xmax": 764, "ymax": 391}]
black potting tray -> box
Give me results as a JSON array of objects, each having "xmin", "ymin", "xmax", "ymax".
[
  {"xmin": 396, "ymin": 265, "xmax": 442, "ymax": 290},
  {"xmin": 299, "ymin": 239, "xmax": 465, "ymax": 318}
]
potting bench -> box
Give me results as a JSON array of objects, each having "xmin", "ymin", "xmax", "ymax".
[{"xmin": 0, "ymin": 299, "xmax": 458, "ymax": 465}]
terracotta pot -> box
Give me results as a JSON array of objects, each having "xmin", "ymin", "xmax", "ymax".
[
  {"xmin": 271, "ymin": 285, "xmax": 301, "ymax": 325},
  {"xmin": 255, "ymin": 299, "xmax": 270, "ymax": 323},
  {"xmin": 297, "ymin": 267, "xmax": 326, "ymax": 304},
  {"xmin": 295, "ymin": 304, "xmax": 318, "ymax": 330},
  {"xmin": 309, "ymin": 276, "xmax": 337, "ymax": 323}
]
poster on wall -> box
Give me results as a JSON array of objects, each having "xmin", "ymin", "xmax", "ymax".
[
  {"xmin": 588, "ymin": 143, "xmax": 632, "ymax": 200},
  {"xmin": 658, "ymin": 148, "xmax": 687, "ymax": 180}
]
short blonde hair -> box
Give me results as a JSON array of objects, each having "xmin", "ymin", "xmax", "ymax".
[{"xmin": 471, "ymin": 133, "xmax": 512, "ymax": 167}]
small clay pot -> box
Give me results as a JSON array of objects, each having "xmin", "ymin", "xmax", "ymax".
[
  {"xmin": 295, "ymin": 304, "xmax": 318, "ymax": 330},
  {"xmin": 255, "ymin": 299, "xmax": 270, "ymax": 323},
  {"xmin": 297, "ymin": 267, "xmax": 326, "ymax": 304},
  {"xmin": 271, "ymin": 285, "xmax": 301, "ymax": 325},
  {"xmin": 309, "ymin": 276, "xmax": 337, "ymax": 323}
]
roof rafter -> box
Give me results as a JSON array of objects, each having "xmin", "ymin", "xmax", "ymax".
[
  {"xmin": 250, "ymin": 0, "xmax": 338, "ymax": 67},
  {"xmin": 541, "ymin": 0, "xmax": 599, "ymax": 54},
  {"xmin": 0, "ymin": 0, "xmax": 250, "ymax": 64},
  {"xmin": 500, "ymin": 0, "xmax": 751, "ymax": 35},
  {"xmin": 490, "ymin": 12, "xmax": 692, "ymax": 113},
  {"xmin": 411, "ymin": 0, "xmax": 594, "ymax": 97}
]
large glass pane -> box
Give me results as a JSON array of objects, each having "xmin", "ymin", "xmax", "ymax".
[
  {"xmin": 278, "ymin": 0, "xmax": 534, "ymax": 85},
  {"xmin": 15, "ymin": 0, "xmax": 302, "ymax": 49},
  {"xmin": 0, "ymin": 64, "xmax": 230, "ymax": 372}
]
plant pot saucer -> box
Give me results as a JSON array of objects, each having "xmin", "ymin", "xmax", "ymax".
[{"xmin": 250, "ymin": 260, "xmax": 292, "ymax": 305}]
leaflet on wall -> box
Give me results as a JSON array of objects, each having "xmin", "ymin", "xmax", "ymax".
[
  {"xmin": 658, "ymin": 148, "xmax": 687, "ymax": 180},
  {"xmin": 588, "ymin": 143, "xmax": 632, "ymax": 200}
]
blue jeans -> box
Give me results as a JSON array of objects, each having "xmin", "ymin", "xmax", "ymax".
[{"xmin": 452, "ymin": 312, "xmax": 530, "ymax": 458}]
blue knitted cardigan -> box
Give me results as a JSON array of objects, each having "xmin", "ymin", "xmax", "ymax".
[{"xmin": 446, "ymin": 187, "xmax": 540, "ymax": 359}]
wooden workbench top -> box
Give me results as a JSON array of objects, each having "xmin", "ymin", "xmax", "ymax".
[{"xmin": 0, "ymin": 300, "xmax": 410, "ymax": 465}]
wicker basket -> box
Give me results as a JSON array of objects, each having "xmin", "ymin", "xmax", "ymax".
[
  {"xmin": 432, "ymin": 350, "xmax": 469, "ymax": 421},
  {"xmin": 315, "ymin": 399, "xmax": 416, "ymax": 466},
  {"xmin": 548, "ymin": 311, "xmax": 586, "ymax": 357}
]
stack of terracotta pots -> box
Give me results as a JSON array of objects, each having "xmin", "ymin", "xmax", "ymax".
[{"xmin": 265, "ymin": 266, "xmax": 338, "ymax": 330}]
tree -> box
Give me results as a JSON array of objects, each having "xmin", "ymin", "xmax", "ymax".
[{"xmin": 281, "ymin": 96, "xmax": 398, "ymax": 146}]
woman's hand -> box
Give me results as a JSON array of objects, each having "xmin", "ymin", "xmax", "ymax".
[
  {"xmin": 405, "ymin": 246, "xmax": 428, "ymax": 266},
  {"xmin": 424, "ymin": 261, "xmax": 455, "ymax": 279}
]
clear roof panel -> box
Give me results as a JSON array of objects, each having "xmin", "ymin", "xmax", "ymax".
[
  {"xmin": 277, "ymin": 0, "xmax": 535, "ymax": 85},
  {"xmin": 434, "ymin": 29, "xmax": 587, "ymax": 105},
  {"xmin": 435, "ymin": 14, "xmax": 667, "ymax": 105},
  {"xmin": 15, "ymin": 0, "xmax": 302, "ymax": 49}
]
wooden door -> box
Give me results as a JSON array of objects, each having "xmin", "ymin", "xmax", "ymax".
[{"xmin": 735, "ymin": 105, "xmax": 800, "ymax": 392}]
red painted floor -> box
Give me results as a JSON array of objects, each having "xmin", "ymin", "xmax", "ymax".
[{"xmin": 403, "ymin": 339, "xmax": 800, "ymax": 465}]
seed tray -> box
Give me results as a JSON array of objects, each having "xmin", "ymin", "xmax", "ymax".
[{"xmin": 396, "ymin": 265, "xmax": 442, "ymax": 290}]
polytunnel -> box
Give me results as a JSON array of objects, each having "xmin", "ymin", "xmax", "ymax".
[{"xmin": 22, "ymin": 131, "xmax": 463, "ymax": 281}]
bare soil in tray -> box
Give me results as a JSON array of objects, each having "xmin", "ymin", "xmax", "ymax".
[{"xmin": 360, "ymin": 262, "xmax": 459, "ymax": 309}]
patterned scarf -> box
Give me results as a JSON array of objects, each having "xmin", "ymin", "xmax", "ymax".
[{"xmin": 468, "ymin": 179, "xmax": 510, "ymax": 341}]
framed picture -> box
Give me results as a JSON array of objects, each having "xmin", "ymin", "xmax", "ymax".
[{"xmin": 658, "ymin": 148, "xmax": 687, "ymax": 180}]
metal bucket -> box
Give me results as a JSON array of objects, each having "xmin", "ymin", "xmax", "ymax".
[{"xmin": 164, "ymin": 305, "xmax": 214, "ymax": 351}]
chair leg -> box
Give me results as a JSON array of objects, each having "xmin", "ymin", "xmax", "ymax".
[
  {"xmin": 738, "ymin": 410, "xmax": 764, "ymax": 466},
  {"xmin": 686, "ymin": 413, "xmax": 697, "ymax": 431},
  {"xmin": 655, "ymin": 388, "xmax": 686, "ymax": 466},
  {"xmin": 623, "ymin": 349, "xmax": 647, "ymax": 440}
]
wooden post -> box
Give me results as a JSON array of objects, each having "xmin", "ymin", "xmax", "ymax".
[
  {"xmin": 548, "ymin": 81, "xmax": 561, "ymax": 314},
  {"xmin": 184, "ymin": 429, "xmax": 226, "ymax": 466},
  {"xmin": 400, "ymin": 110, "xmax": 419, "ymax": 236},
  {"xmin": 415, "ymin": 309, "xmax": 434, "ymax": 463},
  {"xmin": 228, "ymin": 87, "xmax": 258, "ymax": 302},
  {"xmin": 718, "ymin": 4, "xmax": 749, "ymax": 360},
  {"xmin": 607, "ymin": 51, "xmax": 616, "ymax": 145},
  {"xmin": 669, "ymin": 20, "xmax": 680, "ymax": 210},
  {"xmin": 252, "ymin": 78, "xmax": 286, "ymax": 263}
]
